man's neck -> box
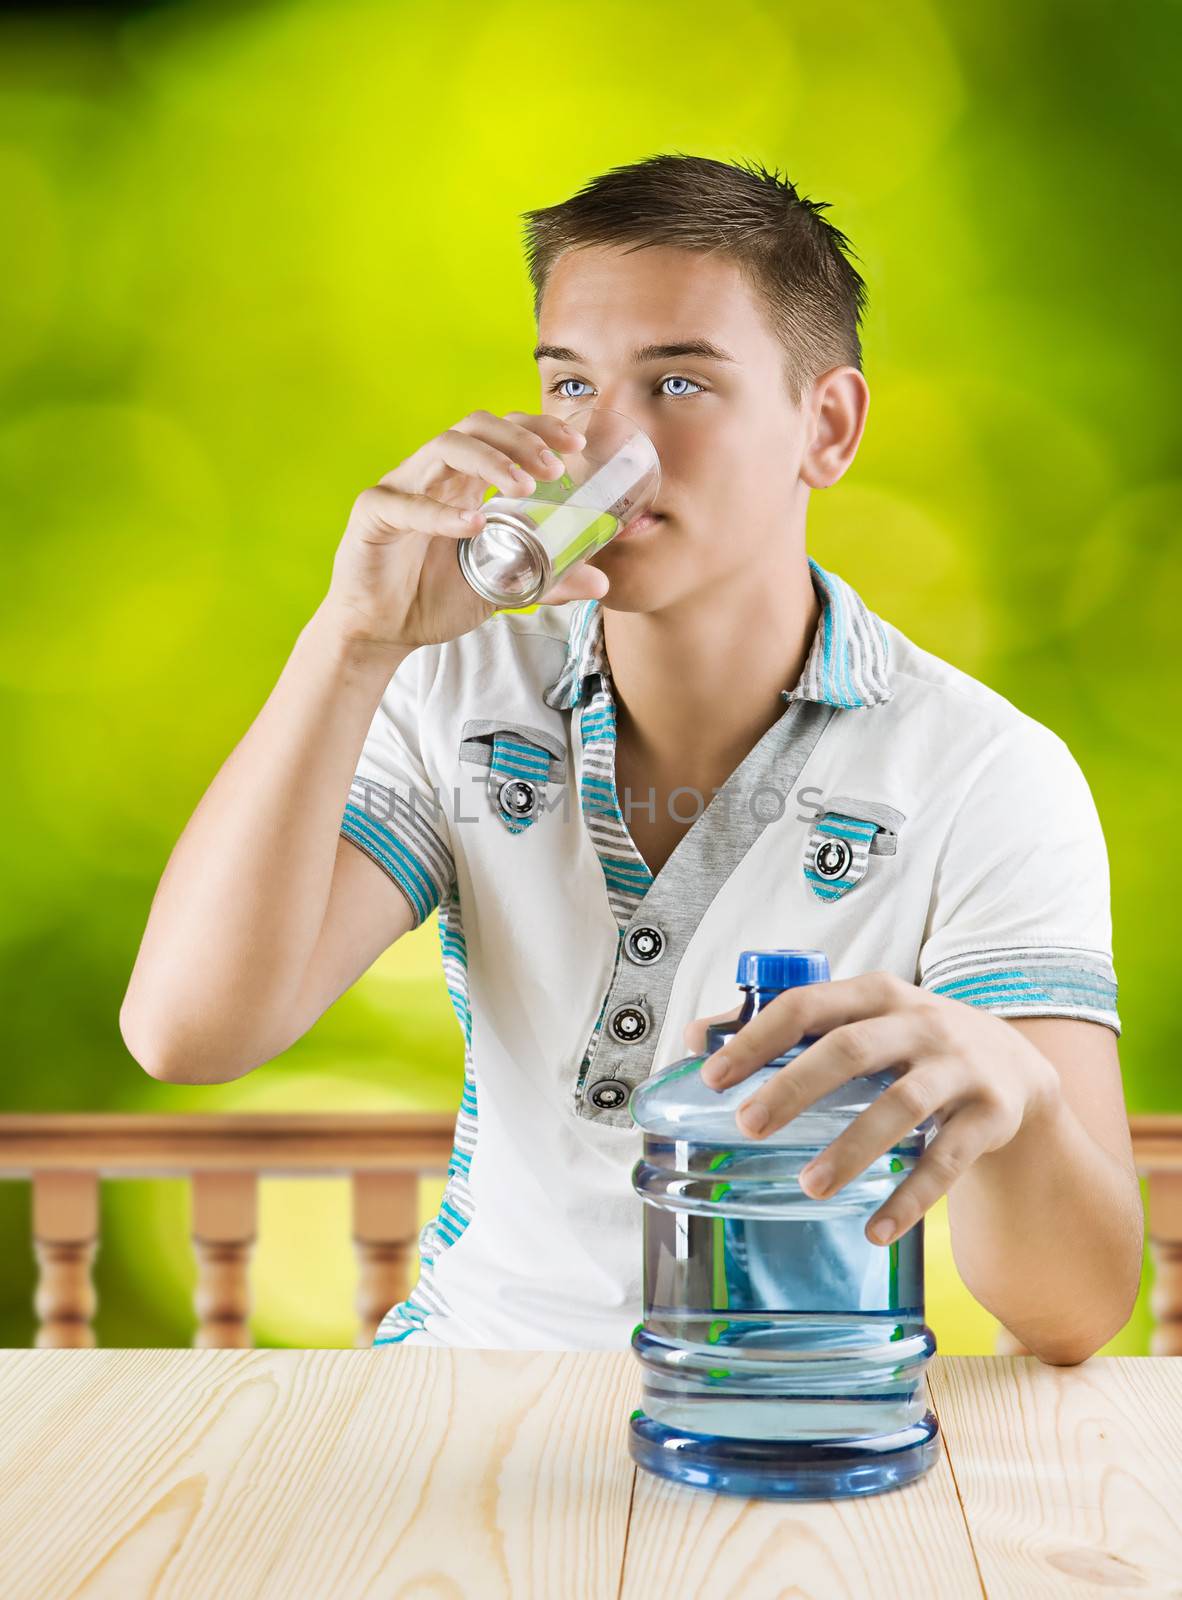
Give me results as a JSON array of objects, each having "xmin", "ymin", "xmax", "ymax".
[{"xmin": 601, "ymin": 552, "xmax": 821, "ymax": 786}]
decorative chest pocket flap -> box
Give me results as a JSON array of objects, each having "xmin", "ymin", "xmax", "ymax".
[
  {"xmin": 804, "ymin": 794, "xmax": 905, "ymax": 901},
  {"xmin": 459, "ymin": 719, "xmax": 568, "ymax": 835}
]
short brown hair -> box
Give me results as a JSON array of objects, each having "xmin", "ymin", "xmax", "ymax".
[{"xmin": 521, "ymin": 153, "xmax": 867, "ymax": 408}]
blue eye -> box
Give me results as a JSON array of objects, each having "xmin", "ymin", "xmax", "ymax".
[
  {"xmin": 659, "ymin": 375, "xmax": 702, "ymax": 397},
  {"xmin": 547, "ymin": 375, "xmax": 704, "ymax": 399}
]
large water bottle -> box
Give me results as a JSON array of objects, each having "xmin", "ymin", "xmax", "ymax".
[{"xmin": 627, "ymin": 948, "xmax": 940, "ymax": 1500}]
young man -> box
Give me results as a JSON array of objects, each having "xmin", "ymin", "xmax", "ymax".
[{"xmin": 121, "ymin": 155, "xmax": 1143, "ymax": 1365}]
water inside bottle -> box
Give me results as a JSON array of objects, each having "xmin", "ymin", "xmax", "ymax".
[
  {"xmin": 633, "ymin": 1114, "xmax": 931, "ymax": 1444},
  {"xmin": 628, "ymin": 952, "xmax": 939, "ymax": 1497},
  {"xmin": 630, "ymin": 1044, "xmax": 938, "ymax": 1448}
]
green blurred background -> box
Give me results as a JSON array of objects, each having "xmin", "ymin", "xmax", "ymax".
[{"xmin": 1, "ymin": 0, "xmax": 1177, "ymax": 1353}]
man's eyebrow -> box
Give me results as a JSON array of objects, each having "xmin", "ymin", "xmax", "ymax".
[{"xmin": 532, "ymin": 339, "xmax": 738, "ymax": 365}]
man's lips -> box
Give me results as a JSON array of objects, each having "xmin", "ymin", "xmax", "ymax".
[{"xmin": 615, "ymin": 511, "xmax": 666, "ymax": 539}]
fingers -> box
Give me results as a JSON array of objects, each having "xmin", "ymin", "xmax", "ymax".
[
  {"xmin": 382, "ymin": 429, "xmax": 542, "ymax": 501},
  {"xmin": 454, "ymin": 410, "xmax": 587, "ymax": 490},
  {"xmin": 859, "ymin": 1105, "xmax": 992, "ymax": 1245},
  {"xmin": 502, "ymin": 410, "xmax": 587, "ymax": 456},
  {"xmin": 705, "ymin": 1006, "xmax": 924, "ymax": 1095},
  {"xmin": 353, "ymin": 484, "xmax": 483, "ymax": 543},
  {"xmin": 781, "ymin": 1057, "xmax": 967, "ymax": 1189},
  {"xmin": 727, "ymin": 1017, "xmax": 933, "ymax": 1140},
  {"xmin": 684, "ymin": 1004, "xmax": 744, "ymax": 1056},
  {"xmin": 371, "ymin": 410, "xmax": 590, "ymax": 545},
  {"xmin": 703, "ymin": 971, "xmax": 923, "ymax": 1086}
]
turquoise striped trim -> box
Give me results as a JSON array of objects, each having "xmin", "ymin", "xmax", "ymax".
[
  {"xmin": 487, "ymin": 729, "xmax": 558, "ymax": 835},
  {"xmin": 581, "ymin": 778, "xmax": 617, "ymax": 814},
  {"xmin": 490, "ymin": 742, "xmax": 549, "ymax": 775},
  {"xmin": 435, "ymin": 1200, "xmax": 468, "ymax": 1246},
  {"xmin": 543, "ymin": 562, "xmax": 892, "ymax": 715},
  {"xmin": 820, "ymin": 561, "xmax": 840, "ymax": 704},
  {"xmin": 794, "ymin": 559, "xmax": 894, "ymax": 709},
  {"xmin": 541, "ymin": 599, "xmax": 601, "ymax": 711},
  {"xmin": 816, "ymin": 819, "xmax": 878, "ymax": 841},
  {"xmin": 933, "ymin": 973, "xmax": 1117, "ymax": 1005},
  {"xmin": 445, "ymin": 994, "xmax": 471, "ymax": 1036},
  {"xmin": 804, "ymin": 809, "xmax": 882, "ymax": 902},
  {"xmin": 374, "ymin": 878, "xmax": 478, "ymax": 1347},
  {"xmin": 602, "ymin": 857, "xmax": 655, "ymax": 887},
  {"xmin": 921, "ymin": 948, "xmax": 1120, "ymax": 1034},
  {"xmin": 567, "ymin": 600, "xmax": 599, "ymax": 706},
  {"xmin": 439, "ymin": 890, "xmax": 473, "ymax": 1049},
  {"xmin": 567, "ymin": 656, "xmax": 655, "ymax": 1102},
  {"xmin": 804, "ymin": 870, "xmax": 852, "ymax": 899},
  {"xmin": 341, "ymin": 803, "xmax": 437, "ymax": 925},
  {"xmin": 374, "ymin": 1316, "xmax": 430, "ymax": 1345}
]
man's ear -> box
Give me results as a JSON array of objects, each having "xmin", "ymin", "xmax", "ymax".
[
  {"xmin": 800, "ymin": 365, "xmax": 869, "ymax": 490},
  {"xmin": 683, "ymin": 1004, "xmax": 743, "ymax": 1055}
]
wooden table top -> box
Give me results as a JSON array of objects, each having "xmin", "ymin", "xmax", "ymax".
[{"xmin": 0, "ymin": 1351, "xmax": 1177, "ymax": 1598}]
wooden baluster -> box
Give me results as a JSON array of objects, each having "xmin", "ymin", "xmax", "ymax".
[
  {"xmin": 1147, "ymin": 1169, "xmax": 1182, "ymax": 1356},
  {"xmin": 31, "ymin": 1171, "xmax": 99, "ymax": 1349},
  {"xmin": 191, "ymin": 1171, "xmax": 257, "ymax": 1348},
  {"xmin": 352, "ymin": 1172, "xmax": 421, "ymax": 1348}
]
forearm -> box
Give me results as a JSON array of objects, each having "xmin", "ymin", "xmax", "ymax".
[
  {"xmin": 121, "ymin": 599, "xmax": 412, "ymax": 1080},
  {"xmin": 946, "ymin": 1089, "xmax": 1144, "ymax": 1364}
]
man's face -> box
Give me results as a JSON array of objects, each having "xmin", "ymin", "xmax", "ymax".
[{"xmin": 534, "ymin": 243, "xmax": 812, "ymax": 612}]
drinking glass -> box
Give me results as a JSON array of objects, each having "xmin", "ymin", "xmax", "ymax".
[{"xmin": 456, "ymin": 405, "xmax": 661, "ymax": 607}]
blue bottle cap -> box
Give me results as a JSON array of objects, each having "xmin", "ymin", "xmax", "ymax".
[{"xmin": 735, "ymin": 948, "xmax": 830, "ymax": 990}]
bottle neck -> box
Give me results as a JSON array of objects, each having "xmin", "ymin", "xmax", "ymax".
[
  {"xmin": 742, "ymin": 984, "xmax": 784, "ymax": 1018},
  {"xmin": 704, "ymin": 985, "xmax": 797, "ymax": 1055}
]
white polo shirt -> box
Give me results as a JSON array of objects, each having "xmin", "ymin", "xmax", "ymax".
[{"xmin": 339, "ymin": 557, "xmax": 1120, "ymax": 1350}]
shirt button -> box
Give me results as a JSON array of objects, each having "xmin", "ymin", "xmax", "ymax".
[
  {"xmin": 814, "ymin": 836, "xmax": 852, "ymax": 879},
  {"xmin": 607, "ymin": 1003, "xmax": 648, "ymax": 1043},
  {"xmin": 624, "ymin": 925, "xmax": 665, "ymax": 965},
  {"xmin": 498, "ymin": 778, "xmax": 538, "ymax": 818},
  {"xmin": 587, "ymin": 1078, "xmax": 629, "ymax": 1110}
]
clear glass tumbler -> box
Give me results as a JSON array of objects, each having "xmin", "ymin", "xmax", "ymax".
[{"xmin": 455, "ymin": 406, "xmax": 661, "ymax": 607}]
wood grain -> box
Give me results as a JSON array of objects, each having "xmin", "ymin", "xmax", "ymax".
[
  {"xmin": 0, "ymin": 1352, "xmax": 1177, "ymax": 1599},
  {"xmin": 618, "ymin": 1380, "xmax": 983, "ymax": 1600},
  {"xmin": 0, "ymin": 1350, "xmax": 636, "ymax": 1599},
  {"xmin": 928, "ymin": 1356, "xmax": 1182, "ymax": 1597}
]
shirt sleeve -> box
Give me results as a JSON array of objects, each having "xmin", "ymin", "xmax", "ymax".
[
  {"xmin": 917, "ymin": 716, "xmax": 1120, "ymax": 1035},
  {"xmin": 339, "ymin": 645, "xmax": 455, "ymax": 928}
]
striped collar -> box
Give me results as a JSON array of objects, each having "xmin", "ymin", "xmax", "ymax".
[{"xmin": 542, "ymin": 556, "xmax": 893, "ymax": 712}]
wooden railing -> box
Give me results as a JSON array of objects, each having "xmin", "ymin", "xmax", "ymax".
[
  {"xmin": 0, "ymin": 1114, "xmax": 454, "ymax": 1349},
  {"xmin": 0, "ymin": 1112, "xmax": 1178, "ymax": 1352}
]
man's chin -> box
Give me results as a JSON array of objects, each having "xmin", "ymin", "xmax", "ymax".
[{"xmin": 586, "ymin": 543, "xmax": 687, "ymax": 613}]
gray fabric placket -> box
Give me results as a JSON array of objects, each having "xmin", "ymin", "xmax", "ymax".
[{"xmin": 572, "ymin": 696, "xmax": 839, "ymax": 1128}]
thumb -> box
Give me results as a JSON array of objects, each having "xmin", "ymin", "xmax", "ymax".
[{"xmin": 540, "ymin": 560, "xmax": 610, "ymax": 604}]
